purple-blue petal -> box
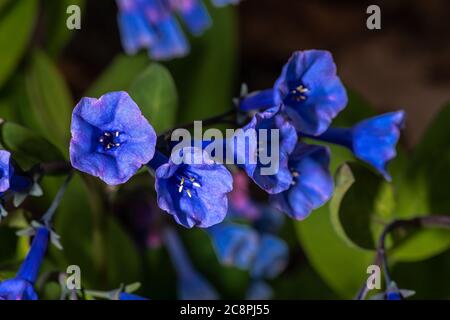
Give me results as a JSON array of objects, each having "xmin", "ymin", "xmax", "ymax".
[
  {"xmin": 0, "ymin": 150, "xmax": 11, "ymax": 193},
  {"xmin": 274, "ymin": 50, "xmax": 348, "ymax": 136},
  {"xmin": 155, "ymin": 147, "xmax": 233, "ymax": 228},
  {"xmin": 270, "ymin": 143, "xmax": 333, "ymax": 220},
  {"xmin": 234, "ymin": 108, "xmax": 296, "ymax": 194},
  {"xmin": 70, "ymin": 91, "xmax": 156, "ymax": 185},
  {"xmin": 352, "ymin": 111, "xmax": 405, "ymax": 181},
  {"xmin": 251, "ymin": 234, "xmax": 288, "ymax": 279},
  {"xmin": 171, "ymin": 0, "xmax": 212, "ymax": 35},
  {"xmin": 207, "ymin": 223, "xmax": 259, "ymax": 269}
]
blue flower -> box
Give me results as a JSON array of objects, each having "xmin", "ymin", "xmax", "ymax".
[
  {"xmin": 148, "ymin": 147, "xmax": 233, "ymax": 228},
  {"xmin": 119, "ymin": 292, "xmax": 149, "ymax": 300},
  {"xmin": 251, "ymin": 234, "xmax": 288, "ymax": 279},
  {"xmin": 207, "ymin": 222, "xmax": 259, "ymax": 269},
  {"xmin": 116, "ymin": 0, "xmax": 157, "ymax": 55},
  {"xmin": 270, "ymin": 143, "xmax": 333, "ymax": 220},
  {"xmin": 239, "ymin": 50, "xmax": 348, "ymax": 136},
  {"xmin": 70, "ymin": 91, "xmax": 157, "ymax": 186},
  {"xmin": 163, "ymin": 228, "xmax": 218, "ymax": 299},
  {"xmin": 0, "ymin": 227, "xmax": 49, "ymax": 300},
  {"xmin": 231, "ymin": 107, "xmax": 297, "ymax": 194},
  {"xmin": 0, "ymin": 150, "xmax": 12, "ymax": 193},
  {"xmin": 116, "ymin": 0, "xmax": 238, "ymax": 60},
  {"xmin": 274, "ymin": 50, "xmax": 348, "ymax": 135},
  {"xmin": 171, "ymin": 0, "xmax": 212, "ymax": 36},
  {"xmin": 246, "ymin": 280, "xmax": 273, "ymax": 300},
  {"xmin": 307, "ymin": 111, "xmax": 405, "ymax": 181}
]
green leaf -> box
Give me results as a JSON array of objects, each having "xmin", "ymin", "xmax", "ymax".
[
  {"xmin": 87, "ymin": 53, "xmax": 149, "ymax": 98},
  {"xmin": 105, "ymin": 216, "xmax": 141, "ymax": 286},
  {"xmin": 0, "ymin": 121, "xmax": 64, "ymax": 167},
  {"xmin": 391, "ymin": 229, "xmax": 450, "ymax": 263},
  {"xmin": 52, "ymin": 174, "xmax": 97, "ymax": 287},
  {"xmin": 0, "ymin": 0, "xmax": 37, "ymax": 88},
  {"xmin": 129, "ymin": 63, "xmax": 178, "ymax": 133},
  {"xmin": 412, "ymin": 103, "xmax": 450, "ymax": 169},
  {"xmin": 168, "ymin": 4, "xmax": 237, "ymax": 122},
  {"xmin": 330, "ymin": 162, "xmax": 394, "ymax": 250},
  {"xmin": 295, "ymin": 205, "xmax": 373, "ymax": 298},
  {"xmin": 43, "ymin": 0, "xmax": 86, "ymax": 56},
  {"xmin": 25, "ymin": 50, "xmax": 72, "ymax": 155}
]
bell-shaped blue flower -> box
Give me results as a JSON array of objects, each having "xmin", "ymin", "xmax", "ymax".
[
  {"xmin": 251, "ymin": 234, "xmax": 288, "ymax": 279},
  {"xmin": 239, "ymin": 50, "xmax": 347, "ymax": 136},
  {"xmin": 270, "ymin": 143, "xmax": 333, "ymax": 220},
  {"xmin": 148, "ymin": 147, "xmax": 233, "ymax": 228},
  {"xmin": 306, "ymin": 111, "xmax": 405, "ymax": 181},
  {"xmin": 274, "ymin": 50, "xmax": 348, "ymax": 135},
  {"xmin": 70, "ymin": 91, "xmax": 157, "ymax": 186},
  {"xmin": 117, "ymin": 0, "xmax": 157, "ymax": 55},
  {"xmin": 207, "ymin": 222, "xmax": 259, "ymax": 269},
  {"xmin": 116, "ymin": 0, "xmax": 238, "ymax": 60},
  {"xmin": 171, "ymin": 0, "xmax": 212, "ymax": 35},
  {"xmin": 0, "ymin": 227, "xmax": 50, "ymax": 300},
  {"xmin": 163, "ymin": 228, "xmax": 218, "ymax": 299},
  {"xmin": 230, "ymin": 107, "xmax": 297, "ymax": 194}
]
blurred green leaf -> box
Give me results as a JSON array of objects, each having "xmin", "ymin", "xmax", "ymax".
[
  {"xmin": 391, "ymin": 229, "xmax": 450, "ymax": 263},
  {"xmin": 129, "ymin": 63, "xmax": 178, "ymax": 133},
  {"xmin": 410, "ymin": 103, "xmax": 450, "ymax": 214},
  {"xmin": 168, "ymin": 4, "xmax": 237, "ymax": 122},
  {"xmin": 105, "ymin": 216, "xmax": 141, "ymax": 286},
  {"xmin": 43, "ymin": 0, "xmax": 85, "ymax": 56},
  {"xmin": 0, "ymin": 121, "xmax": 64, "ymax": 167},
  {"xmin": 412, "ymin": 103, "xmax": 450, "ymax": 169},
  {"xmin": 0, "ymin": 226, "xmax": 18, "ymax": 264},
  {"xmin": 391, "ymin": 248, "xmax": 450, "ymax": 299},
  {"xmin": 87, "ymin": 53, "xmax": 149, "ymax": 98},
  {"xmin": 330, "ymin": 162, "xmax": 393, "ymax": 250},
  {"xmin": 52, "ymin": 174, "xmax": 98, "ymax": 287},
  {"xmin": 25, "ymin": 50, "xmax": 72, "ymax": 155},
  {"xmin": 295, "ymin": 205, "xmax": 373, "ymax": 298},
  {"xmin": 0, "ymin": 0, "xmax": 37, "ymax": 88}
]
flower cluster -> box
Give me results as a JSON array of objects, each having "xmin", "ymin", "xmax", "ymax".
[
  {"xmin": 69, "ymin": 50, "xmax": 405, "ymax": 230},
  {"xmin": 237, "ymin": 49, "xmax": 405, "ymax": 219},
  {"xmin": 116, "ymin": 0, "xmax": 239, "ymax": 60}
]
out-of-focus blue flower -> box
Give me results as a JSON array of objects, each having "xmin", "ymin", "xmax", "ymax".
[
  {"xmin": 116, "ymin": 0, "xmax": 238, "ymax": 60},
  {"xmin": 170, "ymin": 0, "xmax": 212, "ymax": 35},
  {"xmin": 239, "ymin": 50, "xmax": 347, "ymax": 136},
  {"xmin": 163, "ymin": 228, "xmax": 218, "ymax": 299},
  {"xmin": 246, "ymin": 280, "xmax": 273, "ymax": 300},
  {"xmin": 270, "ymin": 143, "xmax": 333, "ymax": 220},
  {"xmin": 70, "ymin": 91, "xmax": 156, "ymax": 186},
  {"xmin": 0, "ymin": 227, "xmax": 49, "ymax": 300},
  {"xmin": 119, "ymin": 292, "xmax": 149, "ymax": 300},
  {"xmin": 148, "ymin": 147, "xmax": 233, "ymax": 228},
  {"xmin": 251, "ymin": 234, "xmax": 288, "ymax": 279},
  {"xmin": 207, "ymin": 222, "xmax": 259, "ymax": 269},
  {"xmin": 231, "ymin": 107, "xmax": 297, "ymax": 194},
  {"xmin": 307, "ymin": 111, "xmax": 405, "ymax": 181}
]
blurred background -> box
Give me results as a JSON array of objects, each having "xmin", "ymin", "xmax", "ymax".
[{"xmin": 0, "ymin": 0, "xmax": 449, "ymax": 300}]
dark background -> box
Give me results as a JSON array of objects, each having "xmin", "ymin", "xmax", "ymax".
[{"xmin": 60, "ymin": 0, "xmax": 450, "ymax": 148}]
